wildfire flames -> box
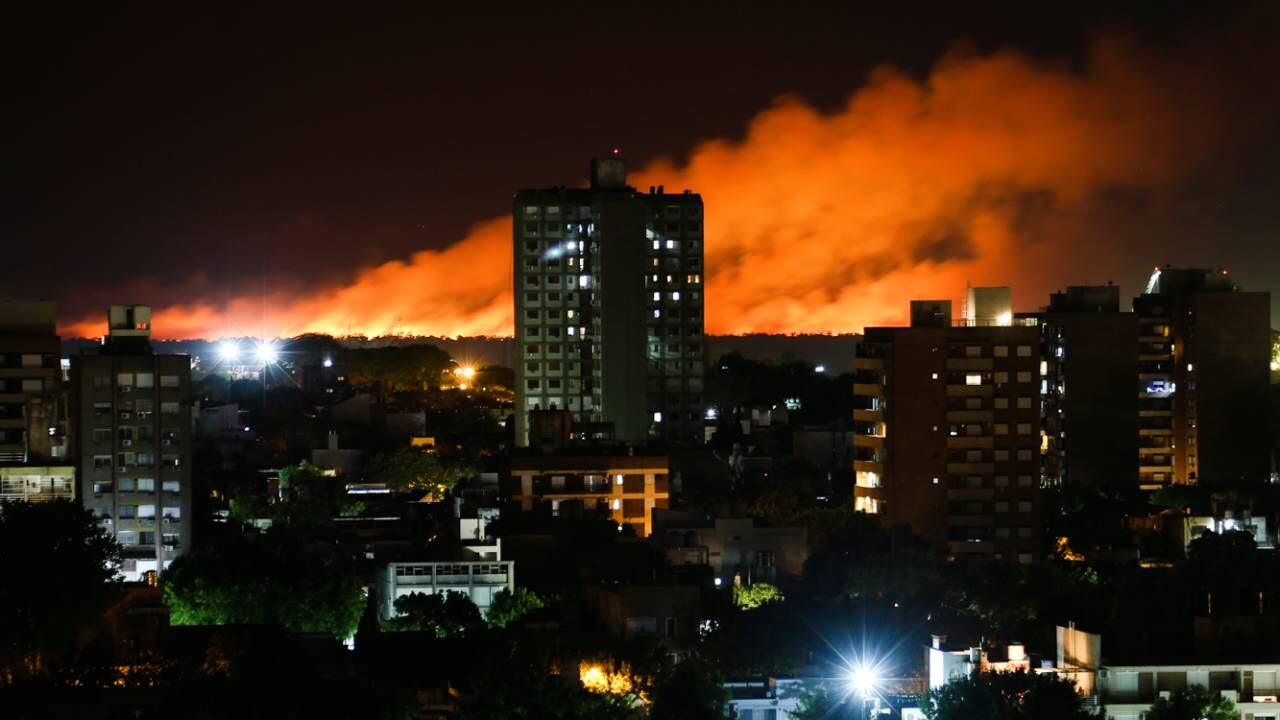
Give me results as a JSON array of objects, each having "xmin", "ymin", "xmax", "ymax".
[{"xmin": 62, "ymin": 37, "xmax": 1219, "ymax": 340}]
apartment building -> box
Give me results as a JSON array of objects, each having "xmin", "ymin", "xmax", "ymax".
[
  {"xmin": 71, "ymin": 306, "xmax": 192, "ymax": 582},
  {"xmin": 853, "ymin": 291, "xmax": 1042, "ymax": 564},
  {"xmin": 0, "ymin": 301, "xmax": 69, "ymax": 467},
  {"xmin": 513, "ymin": 154, "xmax": 705, "ymax": 446},
  {"xmin": 1132, "ymin": 268, "xmax": 1271, "ymax": 488},
  {"xmin": 507, "ymin": 451, "xmax": 670, "ymax": 537},
  {"xmin": 1031, "ymin": 286, "xmax": 1139, "ymax": 490}
]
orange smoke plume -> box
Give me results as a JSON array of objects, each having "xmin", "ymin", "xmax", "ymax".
[{"xmin": 62, "ymin": 37, "xmax": 1217, "ymax": 340}]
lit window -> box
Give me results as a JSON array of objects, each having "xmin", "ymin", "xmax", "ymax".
[
  {"xmin": 931, "ymin": 373, "xmax": 938, "ymax": 380},
  {"xmin": 965, "ymin": 374, "xmax": 982, "ymax": 386},
  {"xmin": 671, "ymin": 291, "xmax": 680, "ymax": 301},
  {"xmin": 653, "ymin": 292, "xmax": 661, "ymax": 301},
  {"xmin": 653, "ymin": 412, "xmax": 663, "ymax": 422},
  {"xmin": 1016, "ymin": 345, "xmax": 1032, "ymax": 357}
]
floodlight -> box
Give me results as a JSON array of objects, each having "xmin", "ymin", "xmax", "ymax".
[
  {"xmin": 217, "ymin": 341, "xmax": 240, "ymax": 363},
  {"xmin": 255, "ymin": 341, "xmax": 279, "ymax": 365}
]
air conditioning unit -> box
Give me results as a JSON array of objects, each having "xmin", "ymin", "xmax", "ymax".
[
  {"xmin": 121, "ymin": 439, "xmax": 133, "ymax": 447},
  {"xmin": 119, "ymin": 386, "xmax": 132, "ymax": 394},
  {"xmin": 119, "ymin": 412, "xmax": 133, "ymax": 420}
]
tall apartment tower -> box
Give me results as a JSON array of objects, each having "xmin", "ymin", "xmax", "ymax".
[
  {"xmin": 1032, "ymin": 286, "xmax": 1139, "ymax": 490},
  {"xmin": 71, "ymin": 305, "xmax": 192, "ymax": 582},
  {"xmin": 0, "ymin": 302, "xmax": 73, "ymax": 503},
  {"xmin": 853, "ymin": 294, "xmax": 1043, "ymax": 565},
  {"xmin": 513, "ymin": 155, "xmax": 705, "ymax": 446},
  {"xmin": 1132, "ymin": 268, "xmax": 1271, "ymax": 489}
]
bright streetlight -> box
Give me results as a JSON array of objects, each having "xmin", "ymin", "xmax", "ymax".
[
  {"xmin": 217, "ymin": 341, "xmax": 240, "ymax": 363},
  {"xmin": 254, "ymin": 341, "xmax": 279, "ymax": 365}
]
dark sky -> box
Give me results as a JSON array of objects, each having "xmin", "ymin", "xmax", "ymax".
[{"xmin": 6, "ymin": 3, "xmax": 1278, "ymax": 333}]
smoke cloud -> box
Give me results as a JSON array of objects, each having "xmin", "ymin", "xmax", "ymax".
[{"xmin": 62, "ymin": 36, "xmax": 1223, "ymax": 340}]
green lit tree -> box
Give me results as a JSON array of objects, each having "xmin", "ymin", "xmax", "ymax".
[
  {"xmin": 485, "ymin": 587, "xmax": 545, "ymax": 629},
  {"xmin": 922, "ymin": 670, "xmax": 1096, "ymax": 720},
  {"xmin": 366, "ymin": 447, "xmax": 471, "ymax": 498},
  {"xmin": 382, "ymin": 591, "xmax": 483, "ymax": 637},
  {"xmin": 163, "ymin": 530, "xmax": 364, "ymax": 639},
  {"xmin": 1146, "ymin": 685, "xmax": 1236, "ymax": 720},
  {"xmin": 732, "ymin": 582, "xmax": 783, "ymax": 610},
  {"xmin": 0, "ymin": 500, "xmax": 120, "ymax": 669}
]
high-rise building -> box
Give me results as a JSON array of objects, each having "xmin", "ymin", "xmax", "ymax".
[
  {"xmin": 71, "ymin": 305, "xmax": 192, "ymax": 582},
  {"xmin": 1132, "ymin": 267, "xmax": 1271, "ymax": 489},
  {"xmin": 0, "ymin": 301, "xmax": 73, "ymax": 503},
  {"xmin": 1032, "ymin": 286, "xmax": 1138, "ymax": 490},
  {"xmin": 512, "ymin": 155, "xmax": 705, "ymax": 446},
  {"xmin": 853, "ymin": 294, "xmax": 1043, "ymax": 564}
]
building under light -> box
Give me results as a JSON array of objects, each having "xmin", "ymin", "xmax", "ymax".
[
  {"xmin": 1132, "ymin": 267, "xmax": 1271, "ymax": 488},
  {"xmin": 512, "ymin": 156, "xmax": 705, "ymax": 446},
  {"xmin": 71, "ymin": 306, "xmax": 192, "ymax": 582},
  {"xmin": 853, "ymin": 292, "xmax": 1043, "ymax": 565}
]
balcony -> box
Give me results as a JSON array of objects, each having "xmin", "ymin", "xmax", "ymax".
[
  {"xmin": 947, "ymin": 462, "xmax": 994, "ymax": 474},
  {"xmin": 946, "ymin": 410, "xmax": 993, "ymax": 423},
  {"xmin": 946, "ymin": 385, "xmax": 993, "ymax": 397},
  {"xmin": 947, "ymin": 488, "xmax": 994, "ymax": 501},
  {"xmin": 852, "ymin": 383, "xmax": 885, "ymax": 398},
  {"xmin": 853, "ymin": 435, "xmax": 884, "ymax": 449},
  {"xmin": 852, "ymin": 408, "xmax": 882, "ymax": 422},
  {"xmin": 945, "ymin": 358, "xmax": 993, "ymax": 370},
  {"xmin": 947, "ymin": 436, "xmax": 994, "ymax": 449}
]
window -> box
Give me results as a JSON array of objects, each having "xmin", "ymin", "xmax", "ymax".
[
  {"xmin": 21, "ymin": 378, "xmax": 43, "ymax": 392},
  {"xmin": 994, "ymin": 475, "xmax": 1010, "ymax": 487},
  {"xmin": 995, "ymin": 527, "xmax": 1011, "ymax": 539},
  {"xmin": 117, "ymin": 373, "xmax": 134, "ymax": 386},
  {"xmin": 1017, "ymin": 423, "xmax": 1032, "ymax": 435},
  {"xmin": 1018, "ymin": 527, "xmax": 1033, "ymax": 539},
  {"xmin": 135, "ymin": 373, "xmax": 154, "ymax": 388},
  {"xmin": 93, "ymin": 375, "xmax": 111, "ymax": 390},
  {"xmin": 994, "ymin": 398, "xmax": 1009, "ymax": 409},
  {"xmin": 965, "ymin": 346, "xmax": 981, "ymax": 358},
  {"xmin": 994, "ymin": 371, "xmax": 1008, "ymax": 383},
  {"xmin": 118, "ymin": 505, "xmax": 137, "ymax": 519},
  {"xmin": 93, "ymin": 481, "xmax": 113, "ymax": 494},
  {"xmin": 161, "ymin": 401, "xmax": 180, "ymax": 414},
  {"xmin": 1016, "ymin": 449, "xmax": 1033, "ymax": 461},
  {"xmin": 1017, "ymin": 397, "xmax": 1032, "ymax": 409},
  {"xmin": 1016, "ymin": 371, "xmax": 1032, "ymax": 383},
  {"xmin": 93, "ymin": 428, "xmax": 112, "ymax": 443},
  {"xmin": 118, "ymin": 478, "xmax": 136, "ymax": 492},
  {"xmin": 162, "ymin": 506, "xmax": 180, "ymax": 519},
  {"xmin": 1017, "ymin": 475, "xmax": 1033, "ymax": 488},
  {"xmin": 138, "ymin": 531, "xmax": 156, "ymax": 546},
  {"xmin": 1016, "ymin": 345, "xmax": 1032, "ymax": 357},
  {"xmin": 93, "ymin": 455, "xmax": 112, "ymax": 469},
  {"xmin": 965, "ymin": 374, "xmax": 982, "ymax": 386},
  {"xmin": 994, "ymin": 346, "xmax": 1009, "ymax": 357},
  {"xmin": 138, "ymin": 478, "xmax": 156, "ymax": 492},
  {"xmin": 995, "ymin": 501, "xmax": 1010, "ymax": 513},
  {"xmin": 995, "ymin": 450, "xmax": 1009, "ymax": 461},
  {"xmin": 117, "ymin": 531, "xmax": 137, "ymax": 546},
  {"xmin": 138, "ymin": 504, "xmax": 156, "ymax": 519},
  {"xmin": 1017, "ymin": 501, "xmax": 1033, "ymax": 513},
  {"xmin": 162, "ymin": 480, "xmax": 180, "ymax": 493},
  {"xmin": 995, "ymin": 423, "xmax": 1009, "ymax": 435}
]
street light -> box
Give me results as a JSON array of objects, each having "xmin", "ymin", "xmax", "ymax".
[
  {"xmin": 217, "ymin": 340, "xmax": 240, "ymax": 363},
  {"xmin": 254, "ymin": 341, "xmax": 279, "ymax": 365},
  {"xmin": 848, "ymin": 663, "xmax": 880, "ymax": 697}
]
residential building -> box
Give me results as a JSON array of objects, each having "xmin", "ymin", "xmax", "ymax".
[
  {"xmin": 651, "ymin": 510, "xmax": 808, "ymax": 586},
  {"xmin": 507, "ymin": 451, "xmax": 671, "ymax": 536},
  {"xmin": 0, "ymin": 301, "xmax": 68, "ymax": 466},
  {"xmin": 1031, "ymin": 286, "xmax": 1139, "ymax": 489},
  {"xmin": 513, "ymin": 154, "xmax": 705, "ymax": 446},
  {"xmin": 71, "ymin": 305, "xmax": 192, "ymax": 582},
  {"xmin": 853, "ymin": 293, "xmax": 1043, "ymax": 564},
  {"xmin": 376, "ymin": 515, "xmax": 514, "ymax": 619},
  {"xmin": 1132, "ymin": 267, "xmax": 1271, "ymax": 488}
]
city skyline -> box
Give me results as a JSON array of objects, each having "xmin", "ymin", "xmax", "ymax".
[{"xmin": 8, "ymin": 4, "xmax": 1280, "ymax": 340}]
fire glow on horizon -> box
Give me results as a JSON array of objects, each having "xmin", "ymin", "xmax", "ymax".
[{"xmin": 62, "ymin": 37, "xmax": 1218, "ymax": 341}]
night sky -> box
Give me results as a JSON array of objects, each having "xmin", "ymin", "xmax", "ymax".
[{"xmin": 7, "ymin": 3, "xmax": 1278, "ymax": 338}]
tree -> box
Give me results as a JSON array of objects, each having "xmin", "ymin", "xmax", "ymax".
[
  {"xmin": 791, "ymin": 687, "xmax": 859, "ymax": 720},
  {"xmin": 366, "ymin": 447, "xmax": 471, "ymax": 499},
  {"xmin": 647, "ymin": 654, "xmax": 730, "ymax": 720},
  {"xmin": 382, "ymin": 591, "xmax": 482, "ymax": 637},
  {"xmin": 0, "ymin": 500, "xmax": 120, "ymax": 668},
  {"xmin": 733, "ymin": 583, "xmax": 783, "ymax": 610},
  {"xmin": 485, "ymin": 587, "xmax": 544, "ymax": 629},
  {"xmin": 163, "ymin": 530, "xmax": 364, "ymax": 639},
  {"xmin": 1146, "ymin": 685, "xmax": 1236, "ymax": 720},
  {"xmin": 922, "ymin": 669, "xmax": 1096, "ymax": 720}
]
